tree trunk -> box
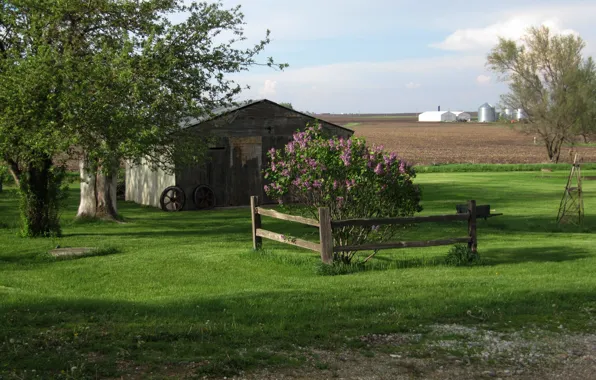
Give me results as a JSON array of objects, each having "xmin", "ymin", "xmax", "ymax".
[
  {"xmin": 76, "ymin": 157, "xmax": 119, "ymax": 220},
  {"xmin": 96, "ymin": 165, "xmax": 118, "ymax": 219},
  {"xmin": 77, "ymin": 157, "xmax": 97, "ymax": 218},
  {"xmin": 20, "ymin": 156, "xmax": 62, "ymax": 237},
  {"xmin": 545, "ymin": 136, "xmax": 564, "ymax": 163},
  {"xmin": 5, "ymin": 158, "xmax": 21, "ymax": 187}
]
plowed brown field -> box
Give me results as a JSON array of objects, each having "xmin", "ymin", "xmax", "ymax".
[{"xmin": 317, "ymin": 115, "xmax": 596, "ymax": 165}]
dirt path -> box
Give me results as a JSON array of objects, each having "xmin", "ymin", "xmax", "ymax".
[{"xmin": 227, "ymin": 324, "xmax": 596, "ymax": 380}]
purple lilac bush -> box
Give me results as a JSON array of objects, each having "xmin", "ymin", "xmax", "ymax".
[{"xmin": 263, "ymin": 123, "xmax": 423, "ymax": 264}]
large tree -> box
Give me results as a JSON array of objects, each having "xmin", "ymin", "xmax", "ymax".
[
  {"xmin": 0, "ymin": 0, "xmax": 286, "ymax": 232},
  {"xmin": 573, "ymin": 58, "xmax": 596, "ymax": 143},
  {"xmin": 487, "ymin": 26, "xmax": 592, "ymax": 163}
]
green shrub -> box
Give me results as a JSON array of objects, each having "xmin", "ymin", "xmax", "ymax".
[
  {"xmin": 444, "ymin": 244, "xmax": 481, "ymax": 266},
  {"xmin": 263, "ymin": 123, "xmax": 423, "ymax": 264}
]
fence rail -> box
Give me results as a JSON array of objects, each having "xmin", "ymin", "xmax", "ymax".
[
  {"xmin": 331, "ymin": 213, "xmax": 469, "ymax": 228},
  {"xmin": 250, "ymin": 196, "xmax": 477, "ymax": 265}
]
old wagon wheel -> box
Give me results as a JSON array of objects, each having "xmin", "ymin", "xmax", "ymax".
[
  {"xmin": 160, "ymin": 186, "xmax": 186, "ymax": 211},
  {"xmin": 193, "ymin": 185, "xmax": 216, "ymax": 210}
]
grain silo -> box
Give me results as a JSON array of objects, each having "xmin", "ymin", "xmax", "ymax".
[
  {"xmin": 515, "ymin": 108, "xmax": 527, "ymax": 120},
  {"xmin": 478, "ymin": 103, "xmax": 496, "ymax": 123},
  {"xmin": 502, "ymin": 108, "xmax": 513, "ymax": 120}
]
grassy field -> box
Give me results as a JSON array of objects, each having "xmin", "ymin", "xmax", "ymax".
[{"xmin": 1, "ymin": 171, "xmax": 596, "ymax": 378}]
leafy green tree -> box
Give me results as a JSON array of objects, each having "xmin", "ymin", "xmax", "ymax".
[
  {"xmin": 0, "ymin": 0, "xmax": 286, "ymax": 232},
  {"xmin": 279, "ymin": 102, "xmax": 294, "ymax": 109},
  {"xmin": 487, "ymin": 26, "xmax": 592, "ymax": 162},
  {"xmin": 574, "ymin": 58, "xmax": 596, "ymax": 143}
]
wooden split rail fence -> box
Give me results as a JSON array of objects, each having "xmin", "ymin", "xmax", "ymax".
[{"xmin": 250, "ymin": 196, "xmax": 477, "ymax": 265}]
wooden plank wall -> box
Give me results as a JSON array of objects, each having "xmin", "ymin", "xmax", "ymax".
[{"xmin": 178, "ymin": 101, "xmax": 354, "ymax": 208}]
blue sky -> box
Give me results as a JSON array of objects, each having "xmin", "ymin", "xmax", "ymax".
[{"xmin": 183, "ymin": 0, "xmax": 596, "ymax": 113}]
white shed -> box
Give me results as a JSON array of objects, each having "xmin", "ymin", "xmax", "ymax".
[
  {"xmin": 418, "ymin": 111, "xmax": 457, "ymax": 122},
  {"xmin": 453, "ymin": 111, "xmax": 471, "ymax": 122}
]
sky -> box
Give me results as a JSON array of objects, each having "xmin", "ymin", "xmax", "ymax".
[{"xmin": 180, "ymin": 0, "xmax": 596, "ymax": 113}]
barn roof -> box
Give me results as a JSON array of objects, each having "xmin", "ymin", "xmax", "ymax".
[{"xmin": 180, "ymin": 99, "xmax": 354, "ymax": 134}]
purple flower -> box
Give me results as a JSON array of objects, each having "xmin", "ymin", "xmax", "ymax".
[
  {"xmin": 345, "ymin": 179, "xmax": 356, "ymax": 191},
  {"xmin": 271, "ymin": 162, "xmax": 277, "ymax": 172},
  {"xmin": 287, "ymin": 142, "xmax": 295, "ymax": 154},
  {"xmin": 313, "ymin": 180, "xmax": 322, "ymax": 188},
  {"xmin": 282, "ymin": 169, "xmax": 290, "ymax": 176},
  {"xmin": 333, "ymin": 180, "xmax": 339, "ymax": 190},
  {"xmin": 268, "ymin": 147, "xmax": 276, "ymax": 155},
  {"xmin": 374, "ymin": 163, "xmax": 384, "ymax": 175},
  {"xmin": 340, "ymin": 151, "xmax": 352, "ymax": 166},
  {"xmin": 384, "ymin": 152, "xmax": 398, "ymax": 166},
  {"xmin": 306, "ymin": 158, "xmax": 317, "ymax": 168},
  {"xmin": 399, "ymin": 161, "xmax": 406, "ymax": 174},
  {"xmin": 264, "ymin": 185, "xmax": 270, "ymax": 192}
]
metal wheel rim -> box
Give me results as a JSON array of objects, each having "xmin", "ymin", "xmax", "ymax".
[{"xmin": 194, "ymin": 185, "xmax": 216, "ymax": 210}]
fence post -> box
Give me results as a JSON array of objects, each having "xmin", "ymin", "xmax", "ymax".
[
  {"xmin": 467, "ymin": 199, "xmax": 477, "ymax": 253},
  {"xmin": 318, "ymin": 207, "xmax": 333, "ymax": 264},
  {"xmin": 250, "ymin": 196, "xmax": 262, "ymax": 250}
]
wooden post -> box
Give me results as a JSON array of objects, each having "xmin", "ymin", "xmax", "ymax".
[
  {"xmin": 250, "ymin": 196, "xmax": 262, "ymax": 250},
  {"xmin": 318, "ymin": 207, "xmax": 333, "ymax": 264},
  {"xmin": 467, "ymin": 200, "xmax": 477, "ymax": 253}
]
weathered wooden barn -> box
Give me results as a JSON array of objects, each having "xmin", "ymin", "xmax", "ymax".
[{"xmin": 125, "ymin": 99, "xmax": 354, "ymax": 211}]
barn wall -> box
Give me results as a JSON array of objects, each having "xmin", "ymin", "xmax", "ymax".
[
  {"xmin": 177, "ymin": 100, "xmax": 354, "ymax": 208},
  {"xmin": 176, "ymin": 141, "xmax": 229, "ymax": 210},
  {"xmin": 195, "ymin": 101, "xmax": 353, "ymax": 139},
  {"xmin": 125, "ymin": 158, "xmax": 175, "ymax": 208}
]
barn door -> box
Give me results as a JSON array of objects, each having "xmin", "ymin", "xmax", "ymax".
[{"xmin": 228, "ymin": 136, "xmax": 263, "ymax": 206}]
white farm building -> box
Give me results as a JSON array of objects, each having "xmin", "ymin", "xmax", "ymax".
[
  {"xmin": 418, "ymin": 110, "xmax": 471, "ymax": 122},
  {"xmin": 418, "ymin": 111, "xmax": 457, "ymax": 122},
  {"xmin": 453, "ymin": 111, "xmax": 471, "ymax": 122}
]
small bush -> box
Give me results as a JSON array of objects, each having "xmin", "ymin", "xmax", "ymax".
[
  {"xmin": 444, "ymin": 244, "xmax": 481, "ymax": 266},
  {"xmin": 263, "ymin": 123, "xmax": 422, "ymax": 264}
]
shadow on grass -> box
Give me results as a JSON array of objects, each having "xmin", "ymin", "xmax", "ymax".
[
  {"xmin": 483, "ymin": 246, "xmax": 591, "ymax": 265},
  {"xmin": 0, "ymin": 246, "xmax": 121, "ymax": 265},
  {"xmin": 1, "ymin": 288, "xmax": 595, "ymax": 378},
  {"xmin": 249, "ymin": 243, "xmax": 591, "ymax": 277}
]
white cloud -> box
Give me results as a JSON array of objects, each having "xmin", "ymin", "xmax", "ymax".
[
  {"xmin": 258, "ymin": 79, "xmax": 277, "ymax": 97},
  {"xmin": 229, "ymin": 55, "xmax": 505, "ymax": 113},
  {"xmin": 476, "ymin": 75, "xmax": 491, "ymax": 85},
  {"xmin": 431, "ymin": 17, "xmax": 579, "ymax": 52}
]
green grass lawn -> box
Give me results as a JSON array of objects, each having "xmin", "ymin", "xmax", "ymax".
[{"xmin": 1, "ymin": 171, "xmax": 596, "ymax": 378}]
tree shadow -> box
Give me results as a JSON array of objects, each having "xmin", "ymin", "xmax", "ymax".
[
  {"xmin": 482, "ymin": 246, "xmax": 591, "ymax": 265},
  {"xmin": 2, "ymin": 288, "xmax": 595, "ymax": 377}
]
